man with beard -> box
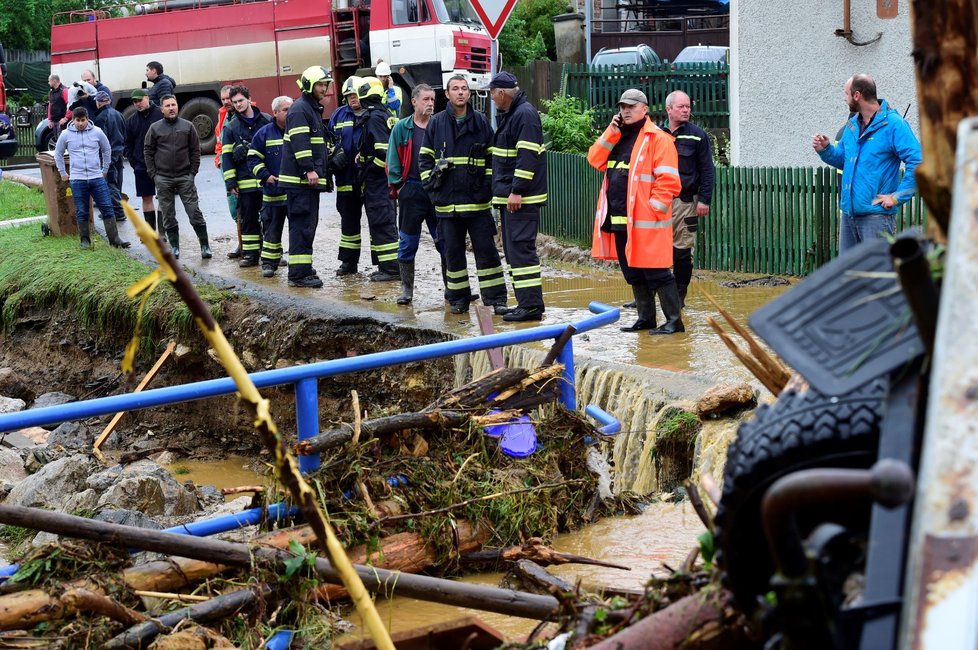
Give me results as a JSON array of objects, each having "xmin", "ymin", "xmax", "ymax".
[
  {"xmin": 387, "ymin": 83, "xmax": 447, "ymax": 304},
  {"xmin": 419, "ymin": 75, "xmax": 508, "ymax": 314},
  {"xmin": 144, "ymin": 95, "xmax": 212, "ymax": 259},
  {"xmin": 813, "ymin": 74, "xmax": 921, "ymax": 252},
  {"xmin": 221, "ymin": 84, "xmax": 272, "ymax": 267},
  {"xmin": 93, "ymin": 91, "xmax": 127, "ymax": 223},
  {"xmin": 278, "ymin": 66, "xmax": 333, "ymax": 288},
  {"xmin": 124, "ymin": 89, "xmax": 163, "ymax": 230},
  {"xmin": 588, "ymin": 89, "xmax": 683, "ymax": 335}
]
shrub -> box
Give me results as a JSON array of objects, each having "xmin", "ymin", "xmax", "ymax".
[{"xmin": 541, "ymin": 94, "xmax": 598, "ymax": 155}]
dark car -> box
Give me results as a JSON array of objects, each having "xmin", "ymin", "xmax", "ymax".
[
  {"xmin": 672, "ymin": 45, "xmax": 729, "ymax": 66},
  {"xmin": 591, "ymin": 45, "xmax": 663, "ymax": 67}
]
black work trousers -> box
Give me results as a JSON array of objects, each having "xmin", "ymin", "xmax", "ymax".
[
  {"xmin": 285, "ymin": 189, "xmax": 320, "ymax": 281},
  {"xmin": 238, "ymin": 191, "xmax": 263, "ymax": 262},
  {"xmin": 613, "ymin": 229, "xmax": 674, "ymax": 288},
  {"xmin": 336, "ymin": 186, "xmax": 364, "ymax": 264},
  {"xmin": 260, "ymin": 202, "xmax": 288, "ymax": 268},
  {"xmin": 500, "ymin": 206, "xmax": 544, "ymax": 310},
  {"xmin": 439, "ymin": 211, "xmax": 507, "ymax": 306},
  {"xmin": 362, "ymin": 168, "xmax": 399, "ymax": 269}
]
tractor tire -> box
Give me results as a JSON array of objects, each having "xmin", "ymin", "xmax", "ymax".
[
  {"xmin": 713, "ymin": 378, "xmax": 887, "ymax": 615},
  {"xmin": 178, "ymin": 96, "xmax": 220, "ymax": 155}
]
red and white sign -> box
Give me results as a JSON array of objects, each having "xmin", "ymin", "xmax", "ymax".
[{"xmin": 467, "ymin": 0, "xmax": 518, "ymax": 41}]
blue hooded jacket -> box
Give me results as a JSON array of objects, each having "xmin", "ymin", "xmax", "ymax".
[{"xmin": 818, "ymin": 99, "xmax": 921, "ymax": 217}]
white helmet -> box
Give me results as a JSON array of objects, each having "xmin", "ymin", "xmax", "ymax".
[{"xmin": 375, "ymin": 61, "xmax": 392, "ymax": 77}]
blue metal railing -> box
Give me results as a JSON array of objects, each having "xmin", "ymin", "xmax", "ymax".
[{"xmin": 0, "ymin": 302, "xmax": 621, "ymax": 471}]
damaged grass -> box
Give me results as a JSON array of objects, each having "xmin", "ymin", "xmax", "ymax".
[
  {"xmin": 0, "ymin": 180, "xmax": 46, "ymax": 222},
  {"xmin": 0, "ymin": 223, "xmax": 229, "ymax": 358}
]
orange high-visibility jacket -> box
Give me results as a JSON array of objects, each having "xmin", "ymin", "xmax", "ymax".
[{"xmin": 587, "ymin": 117, "xmax": 681, "ymax": 268}]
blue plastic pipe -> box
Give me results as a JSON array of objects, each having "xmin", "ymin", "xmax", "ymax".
[
  {"xmin": 0, "ymin": 502, "xmax": 298, "ymax": 580},
  {"xmin": 0, "ymin": 303, "xmax": 619, "ymax": 433},
  {"xmin": 585, "ymin": 404, "xmax": 621, "ymax": 435},
  {"xmin": 295, "ymin": 378, "xmax": 320, "ymax": 473},
  {"xmin": 263, "ymin": 629, "xmax": 294, "ymax": 649}
]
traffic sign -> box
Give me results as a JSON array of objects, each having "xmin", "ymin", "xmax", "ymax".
[{"xmin": 468, "ymin": 0, "xmax": 519, "ymax": 41}]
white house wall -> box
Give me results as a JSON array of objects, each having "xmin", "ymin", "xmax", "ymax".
[{"xmin": 730, "ymin": 0, "xmax": 919, "ymax": 167}]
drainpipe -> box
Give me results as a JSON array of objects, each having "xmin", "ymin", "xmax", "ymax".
[
  {"xmin": 835, "ymin": 0, "xmax": 882, "ymax": 46},
  {"xmin": 585, "ymin": 0, "xmax": 592, "ymax": 63}
]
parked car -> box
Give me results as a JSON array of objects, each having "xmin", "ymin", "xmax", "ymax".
[
  {"xmin": 672, "ymin": 45, "xmax": 729, "ymax": 66},
  {"xmin": 591, "ymin": 45, "xmax": 662, "ymax": 67}
]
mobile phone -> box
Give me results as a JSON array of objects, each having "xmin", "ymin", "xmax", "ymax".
[{"xmin": 614, "ymin": 113, "xmax": 623, "ymax": 128}]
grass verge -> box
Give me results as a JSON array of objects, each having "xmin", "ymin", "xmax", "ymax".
[
  {"xmin": 0, "ymin": 179, "xmax": 46, "ymax": 222},
  {"xmin": 0, "ymin": 223, "xmax": 229, "ymax": 358}
]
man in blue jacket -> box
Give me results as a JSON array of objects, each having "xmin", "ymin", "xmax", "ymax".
[{"xmin": 813, "ymin": 74, "xmax": 921, "ymax": 252}]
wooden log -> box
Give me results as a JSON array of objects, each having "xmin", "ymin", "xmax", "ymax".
[
  {"xmin": 104, "ymin": 586, "xmax": 268, "ymax": 649},
  {"xmin": 461, "ymin": 538, "xmax": 631, "ymax": 571},
  {"xmin": 1, "ymin": 173, "xmax": 44, "ymax": 191},
  {"xmin": 510, "ymin": 559, "xmax": 575, "ymax": 595},
  {"xmin": 588, "ymin": 590, "xmax": 751, "ymax": 650},
  {"xmin": 492, "ymin": 364, "xmax": 565, "ymax": 404},
  {"xmin": 0, "ymin": 506, "xmax": 559, "ymax": 622},
  {"xmin": 297, "ymin": 410, "xmax": 472, "ymax": 455},
  {"xmin": 424, "ymin": 367, "xmax": 528, "ymax": 411}
]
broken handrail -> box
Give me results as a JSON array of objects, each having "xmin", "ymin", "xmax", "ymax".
[{"xmin": 0, "ymin": 302, "xmax": 620, "ymax": 472}]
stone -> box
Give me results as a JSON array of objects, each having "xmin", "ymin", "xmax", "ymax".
[
  {"xmin": 197, "ymin": 485, "xmax": 225, "ymax": 510},
  {"xmin": 87, "ymin": 464, "xmax": 123, "ymax": 491},
  {"xmin": 3, "ymin": 454, "xmax": 94, "ymax": 510},
  {"xmin": 0, "ymin": 448, "xmax": 27, "ymax": 484},
  {"xmin": 23, "ymin": 448, "xmax": 52, "ymax": 473},
  {"xmin": 0, "ymin": 396, "xmax": 26, "ymax": 415},
  {"xmin": 64, "ymin": 488, "xmax": 100, "ymax": 514},
  {"xmin": 16, "ymin": 427, "xmax": 50, "ymax": 445},
  {"xmin": 174, "ymin": 343, "xmax": 192, "ymax": 359},
  {"xmin": 93, "ymin": 508, "xmax": 162, "ymax": 530},
  {"xmin": 32, "ymin": 392, "xmax": 76, "ymax": 409},
  {"xmin": 95, "ymin": 460, "xmax": 200, "ymax": 517},
  {"xmin": 0, "ymin": 368, "xmax": 33, "ymax": 402},
  {"xmin": 1, "ymin": 431, "xmax": 37, "ymax": 450},
  {"xmin": 695, "ymin": 383, "xmax": 756, "ymax": 418},
  {"xmin": 47, "ymin": 422, "xmax": 93, "ymax": 449}
]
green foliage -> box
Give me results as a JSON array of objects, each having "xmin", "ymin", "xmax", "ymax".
[
  {"xmin": 657, "ymin": 408, "xmax": 700, "ymax": 442},
  {"xmin": 541, "ymin": 94, "xmax": 598, "ymax": 155},
  {"xmin": 281, "ymin": 538, "xmax": 317, "ymax": 581},
  {"xmin": 0, "ymin": 180, "xmax": 47, "ymax": 222},
  {"xmin": 0, "ymin": 524, "xmax": 32, "ymax": 545},
  {"xmin": 697, "ymin": 530, "xmax": 715, "ymax": 570},
  {"xmin": 0, "ymin": 0, "xmax": 118, "ymax": 49},
  {"xmin": 498, "ymin": 0, "xmax": 568, "ymax": 66}
]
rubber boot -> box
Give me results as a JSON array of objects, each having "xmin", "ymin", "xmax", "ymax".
[
  {"xmin": 192, "ymin": 223, "xmax": 212, "ymax": 259},
  {"xmin": 620, "ymin": 284, "xmax": 656, "ymax": 331},
  {"xmin": 165, "ymin": 228, "xmax": 180, "ymax": 259},
  {"xmin": 396, "ymin": 260, "xmax": 415, "ymax": 305},
  {"xmin": 144, "ymin": 210, "xmax": 157, "ymax": 232},
  {"xmin": 79, "ymin": 221, "xmax": 92, "ymax": 250},
  {"xmin": 370, "ymin": 262, "xmax": 400, "ymax": 282},
  {"xmin": 678, "ymin": 284, "xmax": 688, "ymax": 310},
  {"xmin": 649, "ymin": 281, "xmax": 685, "ymax": 335},
  {"xmin": 102, "ymin": 217, "xmax": 131, "ymax": 248}
]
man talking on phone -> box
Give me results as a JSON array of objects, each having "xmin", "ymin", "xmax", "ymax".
[
  {"xmin": 588, "ymin": 89, "xmax": 683, "ymax": 335},
  {"xmin": 812, "ymin": 74, "xmax": 921, "ymax": 252}
]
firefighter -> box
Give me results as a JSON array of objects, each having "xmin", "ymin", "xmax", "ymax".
[
  {"xmin": 588, "ymin": 89, "xmax": 684, "ymax": 335},
  {"xmin": 327, "ymin": 76, "xmax": 365, "ymax": 275},
  {"xmin": 355, "ymin": 76, "xmax": 400, "ymax": 282},
  {"xmin": 248, "ymin": 95, "xmax": 293, "ymax": 277},
  {"xmin": 279, "ymin": 65, "xmax": 333, "ymax": 289},
  {"xmin": 221, "ymin": 84, "xmax": 272, "ymax": 267},
  {"xmin": 419, "ymin": 74, "xmax": 508, "ymax": 314},
  {"xmin": 375, "ymin": 60, "xmax": 402, "ymax": 117},
  {"xmin": 386, "ymin": 83, "xmax": 447, "ymax": 305},
  {"xmin": 486, "ymin": 71, "xmax": 547, "ymax": 322}
]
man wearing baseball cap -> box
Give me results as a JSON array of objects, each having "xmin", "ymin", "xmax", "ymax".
[
  {"xmin": 588, "ymin": 88, "xmax": 684, "ymax": 335},
  {"xmin": 94, "ymin": 91, "xmax": 128, "ymax": 223},
  {"xmin": 124, "ymin": 89, "xmax": 164, "ymax": 230},
  {"xmin": 486, "ymin": 71, "xmax": 548, "ymax": 321}
]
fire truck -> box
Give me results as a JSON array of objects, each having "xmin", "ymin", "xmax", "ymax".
[{"xmin": 49, "ymin": 0, "xmax": 491, "ymax": 153}]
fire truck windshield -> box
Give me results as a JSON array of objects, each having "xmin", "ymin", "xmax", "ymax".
[{"xmin": 431, "ymin": 0, "xmax": 480, "ymax": 25}]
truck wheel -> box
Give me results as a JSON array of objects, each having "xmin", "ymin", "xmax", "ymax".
[
  {"xmin": 713, "ymin": 379, "xmax": 886, "ymax": 615},
  {"xmin": 178, "ymin": 97, "xmax": 220, "ymax": 155}
]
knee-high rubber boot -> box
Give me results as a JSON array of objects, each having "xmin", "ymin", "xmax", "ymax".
[
  {"xmin": 396, "ymin": 260, "xmax": 415, "ymax": 305},
  {"xmin": 79, "ymin": 221, "xmax": 92, "ymax": 250},
  {"xmin": 677, "ymin": 284, "xmax": 688, "ymax": 310},
  {"xmin": 102, "ymin": 217, "xmax": 131, "ymax": 248},
  {"xmin": 144, "ymin": 210, "xmax": 157, "ymax": 232},
  {"xmin": 649, "ymin": 281, "xmax": 685, "ymax": 335},
  {"xmin": 165, "ymin": 228, "xmax": 180, "ymax": 259},
  {"xmin": 620, "ymin": 284, "xmax": 656, "ymax": 331},
  {"xmin": 193, "ymin": 222, "xmax": 212, "ymax": 259}
]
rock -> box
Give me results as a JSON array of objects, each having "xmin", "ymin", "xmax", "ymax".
[
  {"xmin": 174, "ymin": 343, "xmax": 192, "ymax": 359},
  {"xmin": 32, "ymin": 391, "xmax": 76, "ymax": 409},
  {"xmin": 47, "ymin": 422, "xmax": 93, "ymax": 449},
  {"xmin": 16, "ymin": 427, "xmax": 50, "ymax": 445},
  {"xmin": 197, "ymin": 485, "xmax": 225, "ymax": 509},
  {"xmin": 0, "ymin": 368, "xmax": 34, "ymax": 402},
  {"xmin": 242, "ymin": 349, "xmax": 258, "ymax": 369},
  {"xmin": 0, "ymin": 448, "xmax": 27, "ymax": 484},
  {"xmin": 95, "ymin": 460, "xmax": 200, "ymax": 517},
  {"xmin": 0, "ymin": 396, "xmax": 26, "ymax": 415},
  {"xmin": 1, "ymin": 431, "xmax": 38, "ymax": 450},
  {"xmin": 93, "ymin": 508, "xmax": 162, "ymax": 530},
  {"xmin": 23, "ymin": 448, "xmax": 52, "ymax": 473},
  {"xmin": 695, "ymin": 383, "xmax": 756, "ymax": 417},
  {"xmin": 87, "ymin": 464, "xmax": 123, "ymax": 491},
  {"xmin": 3, "ymin": 454, "xmax": 94, "ymax": 510},
  {"xmin": 64, "ymin": 488, "xmax": 100, "ymax": 514},
  {"xmin": 153, "ymin": 450, "xmax": 176, "ymax": 466}
]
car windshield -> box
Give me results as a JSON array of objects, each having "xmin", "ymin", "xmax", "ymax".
[
  {"xmin": 431, "ymin": 0, "xmax": 480, "ymax": 25},
  {"xmin": 674, "ymin": 48, "xmax": 727, "ymax": 63},
  {"xmin": 593, "ymin": 51, "xmax": 640, "ymax": 66}
]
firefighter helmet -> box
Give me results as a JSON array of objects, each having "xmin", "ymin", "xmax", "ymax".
[
  {"xmin": 357, "ymin": 76, "xmax": 385, "ymax": 102},
  {"xmin": 342, "ymin": 75, "xmax": 363, "ymax": 98},
  {"xmin": 297, "ymin": 66, "xmax": 332, "ymax": 93}
]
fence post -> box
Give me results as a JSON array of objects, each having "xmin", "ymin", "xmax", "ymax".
[{"xmin": 295, "ymin": 378, "xmax": 320, "ymax": 473}]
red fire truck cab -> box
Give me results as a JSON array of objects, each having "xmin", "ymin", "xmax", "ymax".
[{"xmin": 50, "ymin": 0, "xmax": 491, "ymax": 154}]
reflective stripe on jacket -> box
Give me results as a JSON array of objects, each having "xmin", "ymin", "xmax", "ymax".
[
  {"xmin": 490, "ymin": 91, "xmax": 547, "ymax": 207},
  {"xmin": 587, "ymin": 116, "xmax": 681, "ymax": 268},
  {"xmin": 279, "ymin": 92, "xmax": 330, "ymax": 191},
  {"xmin": 419, "ymin": 105, "xmax": 493, "ymax": 216},
  {"xmin": 248, "ymin": 121, "xmax": 287, "ymax": 205},
  {"xmin": 221, "ymin": 110, "xmax": 272, "ymax": 192}
]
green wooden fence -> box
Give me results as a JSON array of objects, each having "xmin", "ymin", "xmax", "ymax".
[
  {"xmin": 561, "ymin": 62, "xmax": 729, "ymax": 129},
  {"xmin": 539, "ymin": 151, "xmax": 928, "ymax": 276}
]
